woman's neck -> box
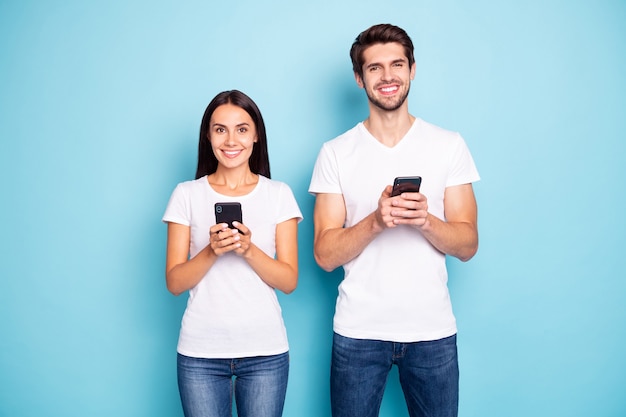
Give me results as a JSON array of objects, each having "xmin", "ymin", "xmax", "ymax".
[{"xmin": 208, "ymin": 167, "xmax": 258, "ymax": 196}]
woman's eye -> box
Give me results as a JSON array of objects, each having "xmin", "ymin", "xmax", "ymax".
[
  {"xmin": 238, "ymin": 127, "xmax": 248, "ymax": 133},
  {"xmin": 215, "ymin": 127, "xmax": 225, "ymax": 134}
]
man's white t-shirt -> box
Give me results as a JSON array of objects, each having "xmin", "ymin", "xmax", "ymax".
[
  {"xmin": 163, "ymin": 175, "xmax": 302, "ymax": 358},
  {"xmin": 309, "ymin": 119, "xmax": 479, "ymax": 342}
]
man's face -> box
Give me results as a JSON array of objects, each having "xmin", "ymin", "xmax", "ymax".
[{"xmin": 356, "ymin": 42, "xmax": 415, "ymax": 112}]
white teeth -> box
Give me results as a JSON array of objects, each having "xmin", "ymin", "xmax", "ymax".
[{"xmin": 381, "ymin": 87, "xmax": 397, "ymax": 92}]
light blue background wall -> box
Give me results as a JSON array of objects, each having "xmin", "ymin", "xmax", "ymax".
[{"xmin": 1, "ymin": 0, "xmax": 624, "ymax": 416}]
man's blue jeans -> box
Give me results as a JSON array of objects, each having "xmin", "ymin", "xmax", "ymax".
[
  {"xmin": 331, "ymin": 333, "xmax": 459, "ymax": 417},
  {"xmin": 177, "ymin": 352, "xmax": 289, "ymax": 417}
]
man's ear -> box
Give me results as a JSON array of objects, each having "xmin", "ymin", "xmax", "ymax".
[{"xmin": 354, "ymin": 72, "xmax": 364, "ymax": 89}]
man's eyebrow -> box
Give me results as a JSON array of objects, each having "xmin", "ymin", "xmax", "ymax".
[{"xmin": 365, "ymin": 58, "xmax": 407, "ymax": 68}]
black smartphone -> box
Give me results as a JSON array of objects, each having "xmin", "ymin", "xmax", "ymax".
[
  {"xmin": 391, "ymin": 176, "xmax": 422, "ymax": 196},
  {"xmin": 214, "ymin": 202, "xmax": 242, "ymax": 231}
]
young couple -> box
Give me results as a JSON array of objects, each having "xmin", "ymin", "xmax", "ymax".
[{"xmin": 162, "ymin": 23, "xmax": 479, "ymax": 417}]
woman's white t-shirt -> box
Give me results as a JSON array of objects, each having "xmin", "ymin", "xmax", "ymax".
[{"xmin": 163, "ymin": 175, "xmax": 302, "ymax": 358}]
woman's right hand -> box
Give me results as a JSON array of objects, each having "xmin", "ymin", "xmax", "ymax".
[{"xmin": 210, "ymin": 223, "xmax": 242, "ymax": 256}]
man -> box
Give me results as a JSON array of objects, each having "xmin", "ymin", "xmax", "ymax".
[{"xmin": 308, "ymin": 24, "xmax": 480, "ymax": 417}]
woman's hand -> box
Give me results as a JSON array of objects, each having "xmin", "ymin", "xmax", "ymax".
[
  {"xmin": 210, "ymin": 222, "xmax": 251, "ymax": 256},
  {"xmin": 211, "ymin": 219, "xmax": 299, "ymax": 294}
]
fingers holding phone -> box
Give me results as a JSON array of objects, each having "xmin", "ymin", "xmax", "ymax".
[
  {"xmin": 212, "ymin": 202, "xmax": 250, "ymax": 255},
  {"xmin": 389, "ymin": 176, "xmax": 429, "ymax": 227},
  {"xmin": 230, "ymin": 221, "xmax": 253, "ymax": 256},
  {"xmin": 209, "ymin": 222, "xmax": 241, "ymax": 255},
  {"xmin": 377, "ymin": 177, "xmax": 427, "ymax": 229}
]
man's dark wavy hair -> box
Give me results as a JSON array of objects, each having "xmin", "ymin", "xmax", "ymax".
[{"xmin": 350, "ymin": 24, "xmax": 415, "ymax": 79}]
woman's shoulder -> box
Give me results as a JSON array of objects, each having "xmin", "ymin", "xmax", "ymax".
[
  {"xmin": 168, "ymin": 176, "xmax": 208, "ymax": 200},
  {"xmin": 175, "ymin": 176, "xmax": 207, "ymax": 190},
  {"xmin": 257, "ymin": 175, "xmax": 297, "ymax": 198},
  {"xmin": 258, "ymin": 175, "xmax": 290, "ymax": 189},
  {"xmin": 256, "ymin": 176, "xmax": 302, "ymax": 218}
]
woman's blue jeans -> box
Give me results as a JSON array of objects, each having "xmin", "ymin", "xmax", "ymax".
[
  {"xmin": 177, "ymin": 351, "xmax": 289, "ymax": 417},
  {"xmin": 330, "ymin": 333, "xmax": 459, "ymax": 417}
]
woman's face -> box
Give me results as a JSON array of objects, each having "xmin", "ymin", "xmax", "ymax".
[{"xmin": 208, "ymin": 104, "xmax": 257, "ymax": 170}]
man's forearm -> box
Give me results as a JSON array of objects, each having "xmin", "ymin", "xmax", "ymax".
[
  {"xmin": 418, "ymin": 214, "xmax": 478, "ymax": 262},
  {"xmin": 314, "ymin": 212, "xmax": 382, "ymax": 272}
]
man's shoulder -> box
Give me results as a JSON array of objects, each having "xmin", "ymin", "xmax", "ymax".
[
  {"xmin": 323, "ymin": 123, "xmax": 363, "ymax": 149},
  {"xmin": 413, "ymin": 117, "xmax": 458, "ymax": 136}
]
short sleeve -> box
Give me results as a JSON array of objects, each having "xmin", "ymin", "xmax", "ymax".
[
  {"xmin": 447, "ymin": 133, "xmax": 480, "ymax": 187},
  {"xmin": 276, "ymin": 182, "xmax": 303, "ymax": 224},
  {"xmin": 308, "ymin": 142, "xmax": 342, "ymax": 195},
  {"xmin": 162, "ymin": 183, "xmax": 191, "ymax": 226}
]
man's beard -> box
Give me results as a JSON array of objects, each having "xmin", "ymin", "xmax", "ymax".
[{"xmin": 365, "ymin": 81, "xmax": 411, "ymax": 111}]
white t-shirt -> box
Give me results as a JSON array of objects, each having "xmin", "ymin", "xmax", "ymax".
[
  {"xmin": 309, "ymin": 119, "xmax": 480, "ymax": 342},
  {"xmin": 163, "ymin": 175, "xmax": 303, "ymax": 358}
]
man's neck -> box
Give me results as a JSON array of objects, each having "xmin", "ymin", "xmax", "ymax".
[{"xmin": 363, "ymin": 106, "xmax": 415, "ymax": 148}]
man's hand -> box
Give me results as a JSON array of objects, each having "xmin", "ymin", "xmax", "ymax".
[{"xmin": 387, "ymin": 189, "xmax": 429, "ymax": 228}]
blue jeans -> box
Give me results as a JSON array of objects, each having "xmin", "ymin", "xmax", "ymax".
[
  {"xmin": 177, "ymin": 352, "xmax": 289, "ymax": 417},
  {"xmin": 331, "ymin": 333, "xmax": 459, "ymax": 417}
]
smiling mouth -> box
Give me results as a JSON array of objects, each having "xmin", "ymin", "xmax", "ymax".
[
  {"xmin": 378, "ymin": 85, "xmax": 399, "ymax": 95},
  {"xmin": 222, "ymin": 150, "xmax": 242, "ymax": 158}
]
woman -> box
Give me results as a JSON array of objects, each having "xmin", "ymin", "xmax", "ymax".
[{"xmin": 162, "ymin": 90, "xmax": 302, "ymax": 417}]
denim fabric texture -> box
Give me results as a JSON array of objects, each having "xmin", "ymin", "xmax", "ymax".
[
  {"xmin": 177, "ymin": 351, "xmax": 289, "ymax": 417},
  {"xmin": 330, "ymin": 333, "xmax": 459, "ymax": 417}
]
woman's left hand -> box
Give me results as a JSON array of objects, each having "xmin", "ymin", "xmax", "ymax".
[
  {"xmin": 210, "ymin": 222, "xmax": 251, "ymax": 256},
  {"xmin": 230, "ymin": 222, "xmax": 252, "ymax": 257}
]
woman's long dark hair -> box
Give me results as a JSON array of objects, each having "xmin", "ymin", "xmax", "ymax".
[{"xmin": 195, "ymin": 90, "xmax": 271, "ymax": 179}]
